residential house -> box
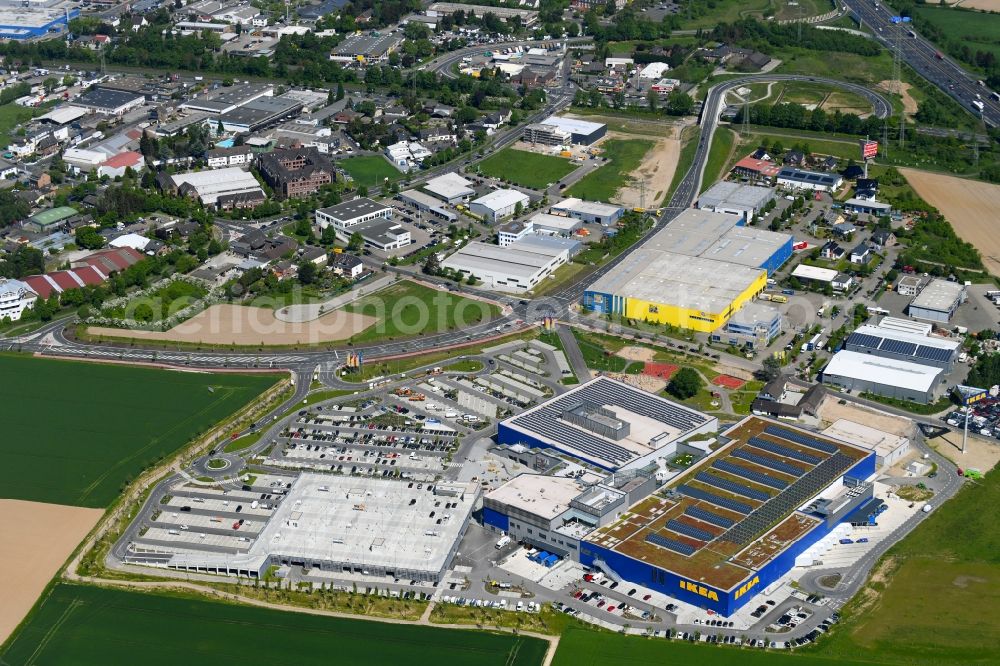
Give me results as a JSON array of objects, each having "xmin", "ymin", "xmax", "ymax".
[
  {"xmin": 849, "ymin": 241, "xmax": 871, "ymax": 265},
  {"xmin": 869, "ymin": 230, "xmax": 896, "ymax": 250},
  {"xmin": 330, "ymin": 252, "xmax": 364, "ymax": 279},
  {"xmin": 820, "ymin": 241, "xmax": 845, "ymax": 261}
]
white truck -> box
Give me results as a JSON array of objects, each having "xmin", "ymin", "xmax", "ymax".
[{"xmin": 495, "ymin": 534, "xmax": 512, "ymax": 549}]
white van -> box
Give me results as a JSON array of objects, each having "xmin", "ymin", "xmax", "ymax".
[{"xmin": 495, "ymin": 535, "xmax": 512, "ymax": 549}]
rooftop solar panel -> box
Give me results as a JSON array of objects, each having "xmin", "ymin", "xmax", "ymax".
[
  {"xmin": 763, "ymin": 425, "xmax": 839, "ymax": 454},
  {"xmin": 685, "ymin": 505, "xmax": 735, "ymax": 528},
  {"xmin": 678, "ymin": 484, "xmax": 752, "ymax": 514},
  {"xmin": 714, "ymin": 459, "xmax": 788, "ymax": 489},
  {"xmin": 733, "ymin": 448, "xmax": 806, "ymax": 477},
  {"xmin": 915, "ymin": 345, "xmax": 954, "ymax": 362},
  {"xmin": 666, "ymin": 519, "xmax": 715, "ymax": 542},
  {"xmin": 748, "ymin": 437, "xmax": 822, "ymax": 465},
  {"xmin": 645, "ymin": 532, "xmax": 696, "ymax": 556},
  {"xmin": 847, "ymin": 332, "xmax": 882, "ymax": 349},
  {"xmin": 879, "ymin": 339, "xmax": 917, "ymax": 356},
  {"xmin": 695, "ymin": 472, "xmax": 771, "ymax": 502}
]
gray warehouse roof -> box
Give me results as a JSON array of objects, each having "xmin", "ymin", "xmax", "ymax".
[
  {"xmin": 318, "ymin": 197, "xmax": 391, "ymax": 221},
  {"xmin": 909, "ymin": 278, "xmax": 965, "ymax": 313},
  {"xmin": 72, "ymin": 88, "xmax": 145, "ymax": 110},
  {"xmin": 698, "ymin": 181, "xmax": 775, "ymax": 211}
]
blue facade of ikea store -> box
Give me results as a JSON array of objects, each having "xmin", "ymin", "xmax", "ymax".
[
  {"xmin": 0, "ymin": 8, "xmax": 79, "ymax": 40},
  {"xmin": 580, "ymin": 450, "xmax": 877, "ymax": 616}
]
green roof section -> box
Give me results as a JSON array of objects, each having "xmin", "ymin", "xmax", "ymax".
[{"xmin": 29, "ymin": 206, "xmax": 78, "ymax": 227}]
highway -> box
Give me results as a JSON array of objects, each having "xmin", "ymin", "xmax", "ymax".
[{"xmin": 842, "ymin": 0, "xmax": 1000, "ymax": 127}]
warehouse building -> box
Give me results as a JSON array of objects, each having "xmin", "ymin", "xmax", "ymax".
[
  {"xmin": 180, "ymin": 83, "xmax": 273, "ymax": 114},
  {"xmin": 822, "ymin": 419, "xmax": 910, "ymax": 471},
  {"xmin": 822, "ymin": 351, "xmax": 943, "ymax": 404},
  {"xmin": 776, "ymin": 167, "xmax": 843, "ymax": 193},
  {"xmin": 158, "ymin": 474, "xmax": 479, "ymax": 582},
  {"xmin": 218, "ymin": 96, "xmax": 302, "ymax": 133},
  {"xmin": 330, "ymin": 32, "xmax": 405, "ymax": 64},
  {"xmin": 0, "ymin": 5, "xmax": 78, "ymax": 40},
  {"xmin": 550, "ymin": 198, "xmax": 623, "ymax": 226},
  {"xmin": 522, "ymin": 122, "xmax": 571, "ymax": 146},
  {"xmin": 498, "ymin": 376, "xmax": 718, "ymax": 471},
  {"xmin": 469, "ymin": 189, "xmax": 530, "ymax": 223},
  {"xmin": 711, "ymin": 302, "xmax": 783, "ymax": 351},
  {"xmin": 697, "ymin": 181, "xmax": 776, "ymax": 220},
  {"xmin": 397, "ymin": 189, "xmax": 457, "ymax": 222},
  {"xmin": 71, "ymin": 89, "xmax": 145, "ymax": 117},
  {"xmin": 581, "ymin": 416, "xmax": 877, "ymax": 616},
  {"xmin": 348, "ymin": 219, "xmax": 411, "ymax": 251},
  {"xmin": 168, "ymin": 167, "xmax": 264, "ymax": 207},
  {"xmin": 427, "ymin": 2, "xmax": 537, "ymax": 25},
  {"xmin": 907, "ymin": 278, "xmax": 966, "ymax": 323},
  {"xmin": 844, "ymin": 317, "xmax": 961, "ymax": 370},
  {"xmin": 441, "ymin": 235, "xmax": 578, "ymax": 293},
  {"xmin": 422, "ymin": 172, "xmax": 475, "ymax": 203},
  {"xmin": 315, "ymin": 197, "xmax": 392, "ymax": 231},
  {"xmin": 791, "ymin": 264, "xmax": 854, "ymax": 292},
  {"xmin": 538, "ymin": 115, "xmax": 606, "ymax": 145}
]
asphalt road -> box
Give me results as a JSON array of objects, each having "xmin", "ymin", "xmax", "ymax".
[{"xmin": 843, "ymin": 0, "xmax": 1000, "ymax": 127}]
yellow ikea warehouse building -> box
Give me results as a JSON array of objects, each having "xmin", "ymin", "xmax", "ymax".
[{"xmin": 583, "ymin": 209, "xmax": 786, "ymax": 333}]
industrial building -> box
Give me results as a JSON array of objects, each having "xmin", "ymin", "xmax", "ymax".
[
  {"xmin": 441, "ymin": 235, "xmax": 578, "ymax": 293},
  {"xmin": 522, "ymin": 123, "xmax": 571, "ymax": 146},
  {"xmin": 168, "ymin": 167, "xmax": 264, "ymax": 207},
  {"xmin": 330, "ymin": 32, "xmax": 405, "ymax": 64},
  {"xmin": 315, "ymin": 197, "xmax": 392, "ymax": 231},
  {"xmin": 697, "ymin": 181, "xmax": 776, "ymax": 220},
  {"xmin": 0, "ymin": 5, "xmax": 78, "ymax": 40},
  {"xmin": 822, "ymin": 419, "xmax": 910, "ymax": 471},
  {"xmin": 397, "ymin": 189, "xmax": 457, "ymax": 222},
  {"xmin": 347, "ymin": 219, "xmax": 411, "ymax": 251},
  {"xmin": 844, "ymin": 317, "xmax": 961, "ymax": 370},
  {"xmin": 791, "ymin": 264, "xmax": 854, "ymax": 292},
  {"xmin": 907, "ymin": 278, "xmax": 966, "ymax": 323},
  {"xmin": 180, "ymin": 83, "xmax": 273, "ymax": 114},
  {"xmin": 422, "ymin": 172, "xmax": 475, "ymax": 203},
  {"xmin": 583, "ymin": 210, "xmax": 791, "ymax": 332},
  {"xmin": 427, "ymin": 2, "xmax": 537, "ymax": 25},
  {"xmin": 149, "ymin": 474, "xmax": 479, "ymax": 582},
  {"xmin": 538, "ymin": 116, "xmax": 607, "ymax": 145},
  {"xmin": 822, "ymin": 351, "xmax": 943, "ymax": 404},
  {"xmin": 497, "ymin": 376, "xmax": 718, "ymax": 471},
  {"xmin": 218, "ymin": 96, "xmax": 302, "ymax": 133},
  {"xmin": 580, "ymin": 417, "xmax": 877, "ymax": 616},
  {"xmin": 710, "ymin": 302, "xmax": 783, "ymax": 351},
  {"xmin": 550, "ymin": 198, "xmax": 623, "ymax": 226},
  {"xmin": 776, "ymin": 167, "xmax": 843, "ymax": 193},
  {"xmin": 469, "ymin": 189, "xmax": 530, "ymax": 223},
  {"xmin": 70, "ymin": 89, "xmax": 145, "ymax": 117}
]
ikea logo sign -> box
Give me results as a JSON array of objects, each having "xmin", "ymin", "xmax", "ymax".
[
  {"xmin": 734, "ymin": 575, "xmax": 761, "ymax": 600},
  {"xmin": 679, "ymin": 580, "xmax": 719, "ymax": 602}
]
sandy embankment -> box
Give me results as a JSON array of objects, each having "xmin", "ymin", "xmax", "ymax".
[{"xmin": 0, "ymin": 500, "xmax": 103, "ymax": 643}]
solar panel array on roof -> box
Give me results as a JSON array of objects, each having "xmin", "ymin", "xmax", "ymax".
[
  {"xmin": 666, "ymin": 519, "xmax": 715, "ymax": 542},
  {"xmin": 732, "ymin": 448, "xmax": 806, "ymax": 477},
  {"xmin": 678, "ymin": 484, "xmax": 752, "ymax": 514},
  {"xmin": 748, "ymin": 437, "xmax": 822, "ymax": 465},
  {"xmin": 645, "ymin": 532, "xmax": 697, "ymax": 556},
  {"xmin": 880, "ymin": 338, "xmax": 918, "ymax": 356},
  {"xmin": 695, "ymin": 472, "xmax": 771, "ymax": 502},
  {"xmin": 763, "ymin": 425, "xmax": 839, "ymax": 454},
  {"xmin": 508, "ymin": 378, "xmax": 709, "ymax": 467},
  {"xmin": 714, "ymin": 459, "xmax": 788, "ymax": 489},
  {"xmin": 847, "ymin": 332, "xmax": 882, "ymax": 348},
  {"xmin": 685, "ymin": 505, "xmax": 735, "ymax": 528},
  {"xmin": 915, "ymin": 345, "xmax": 954, "ymax": 362},
  {"xmin": 720, "ymin": 452, "xmax": 855, "ymax": 546}
]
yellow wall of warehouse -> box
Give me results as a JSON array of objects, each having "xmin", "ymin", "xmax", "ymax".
[{"xmin": 623, "ymin": 272, "xmax": 767, "ymax": 333}]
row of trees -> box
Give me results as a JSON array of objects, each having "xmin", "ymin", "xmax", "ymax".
[
  {"xmin": 710, "ymin": 18, "xmax": 882, "ymax": 57},
  {"xmin": 735, "ymin": 102, "xmax": 888, "ymax": 138}
]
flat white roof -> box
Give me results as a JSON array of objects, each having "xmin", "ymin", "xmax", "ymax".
[
  {"xmin": 552, "ymin": 198, "xmax": 622, "ymax": 216},
  {"xmin": 443, "ymin": 236, "xmax": 572, "ymax": 280},
  {"xmin": 424, "ymin": 172, "xmax": 474, "ymax": 200},
  {"xmin": 529, "ymin": 212, "xmax": 580, "ymax": 232},
  {"xmin": 792, "ymin": 264, "xmax": 838, "ymax": 282},
  {"xmin": 170, "ymin": 167, "xmax": 262, "ymax": 204},
  {"xmin": 486, "ymin": 474, "xmax": 583, "ymax": 520},
  {"xmin": 910, "ymin": 278, "xmax": 965, "ymax": 312},
  {"xmin": 541, "ymin": 115, "xmax": 605, "ymax": 136},
  {"xmin": 38, "ymin": 106, "xmax": 88, "ymax": 125},
  {"xmin": 471, "ymin": 188, "xmax": 529, "ymax": 211},
  {"xmin": 824, "ymin": 350, "xmax": 942, "ymax": 393},
  {"xmin": 822, "ymin": 419, "xmax": 909, "ymax": 459}
]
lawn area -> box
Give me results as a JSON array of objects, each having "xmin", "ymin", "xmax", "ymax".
[
  {"xmin": 572, "ymin": 328, "xmax": 629, "ymax": 372},
  {"xmin": 342, "ymin": 280, "xmax": 499, "ymax": 344},
  {"xmin": 102, "ymin": 280, "xmax": 207, "ymax": 322},
  {"xmin": 339, "ymin": 155, "xmax": 402, "ymax": 189},
  {"xmin": 2, "ymin": 584, "xmax": 548, "ymax": 666},
  {"xmin": 702, "ymin": 127, "xmax": 737, "ymax": 193},
  {"xmin": 675, "ymin": 0, "xmax": 771, "ymax": 29},
  {"xmin": 666, "ymin": 125, "xmax": 699, "ymax": 203},
  {"xmin": 0, "ymin": 355, "xmax": 278, "ymax": 507},
  {"xmin": 477, "ymin": 147, "xmax": 577, "ymax": 190},
  {"xmin": 566, "ymin": 139, "xmax": 654, "ymax": 201},
  {"xmin": 775, "ymin": 48, "xmax": 894, "ymax": 87},
  {"xmin": 0, "ymin": 103, "xmax": 39, "ymax": 149},
  {"xmin": 915, "ymin": 7, "xmax": 1000, "ymax": 61}
]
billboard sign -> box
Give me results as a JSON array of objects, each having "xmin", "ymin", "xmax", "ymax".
[
  {"xmin": 860, "ymin": 140, "xmax": 879, "ymax": 160},
  {"xmin": 955, "ymin": 384, "xmax": 988, "ymax": 406}
]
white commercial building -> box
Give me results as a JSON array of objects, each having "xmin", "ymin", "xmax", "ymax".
[
  {"xmin": 639, "ymin": 62, "xmax": 670, "ymax": 79},
  {"xmin": 315, "ymin": 197, "xmax": 392, "ymax": 231},
  {"xmin": 423, "ymin": 172, "xmax": 475, "ymax": 203},
  {"xmin": 0, "ymin": 279, "xmax": 37, "ymax": 322},
  {"xmin": 384, "ymin": 141, "xmax": 432, "ymax": 172},
  {"xmin": 109, "ymin": 233, "xmax": 154, "ymax": 252},
  {"xmin": 908, "ymin": 278, "xmax": 966, "ymax": 323},
  {"xmin": 469, "ymin": 189, "xmax": 530, "ymax": 223},
  {"xmin": 822, "ymin": 350, "xmax": 943, "ymax": 404},
  {"xmin": 822, "ymin": 419, "xmax": 910, "ymax": 471},
  {"xmin": 170, "ymin": 167, "xmax": 264, "ymax": 206},
  {"xmin": 442, "ymin": 235, "xmax": 578, "ymax": 293},
  {"xmin": 63, "ymin": 148, "xmax": 107, "ymax": 171}
]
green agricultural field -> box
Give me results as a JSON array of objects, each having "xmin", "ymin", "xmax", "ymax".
[
  {"xmin": 2, "ymin": 584, "xmax": 548, "ymax": 666},
  {"xmin": 343, "ymin": 279, "xmax": 499, "ymax": 344},
  {"xmin": 339, "ymin": 155, "xmax": 403, "ymax": 188},
  {"xmin": 0, "ymin": 355, "xmax": 277, "ymax": 507},
  {"xmin": 915, "ymin": 7, "xmax": 1000, "ymax": 61},
  {"xmin": 477, "ymin": 147, "xmax": 577, "ymax": 190},
  {"xmin": 566, "ymin": 139, "xmax": 654, "ymax": 201}
]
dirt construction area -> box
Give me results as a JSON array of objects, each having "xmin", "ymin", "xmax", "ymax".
[
  {"xmin": 927, "ymin": 432, "xmax": 1000, "ymax": 473},
  {"xmin": 614, "ymin": 128, "xmax": 681, "ymax": 209},
  {"xmin": 876, "ymin": 80, "xmax": 918, "ymax": 120},
  {"xmin": 817, "ymin": 396, "xmax": 915, "ymax": 437},
  {"xmin": 958, "ymin": 0, "xmax": 1000, "ymax": 9},
  {"xmin": 901, "ymin": 169, "xmax": 1000, "ymax": 275},
  {"xmin": 0, "ymin": 500, "xmax": 102, "ymax": 642},
  {"xmin": 86, "ymin": 303, "xmax": 377, "ymax": 346},
  {"xmin": 616, "ymin": 345, "xmax": 657, "ymax": 362}
]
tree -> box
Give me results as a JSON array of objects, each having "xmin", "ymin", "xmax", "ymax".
[
  {"xmin": 294, "ymin": 216, "xmax": 313, "ymax": 238},
  {"xmin": 320, "ymin": 224, "xmax": 337, "ymax": 246},
  {"xmin": 756, "ymin": 355, "xmax": 782, "ymax": 382},
  {"xmin": 514, "ymin": 201, "xmax": 524, "ymax": 217},
  {"xmin": 647, "ymin": 88, "xmax": 658, "ymax": 112},
  {"xmin": 75, "ymin": 226, "xmax": 106, "ymax": 250},
  {"xmin": 347, "ymin": 232, "xmax": 364, "ymax": 252},
  {"xmin": 0, "ymin": 189, "xmax": 30, "ymax": 228},
  {"xmin": 298, "ymin": 261, "xmax": 318, "ymax": 285},
  {"xmin": 666, "ymin": 367, "xmax": 702, "ymax": 399},
  {"xmin": 423, "ymin": 252, "xmax": 440, "ymax": 275},
  {"xmin": 336, "ymin": 82, "xmax": 345, "ymax": 101},
  {"xmin": 0, "ymin": 245, "xmax": 44, "ymax": 278},
  {"xmin": 666, "ymin": 89, "xmax": 694, "ymax": 116}
]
